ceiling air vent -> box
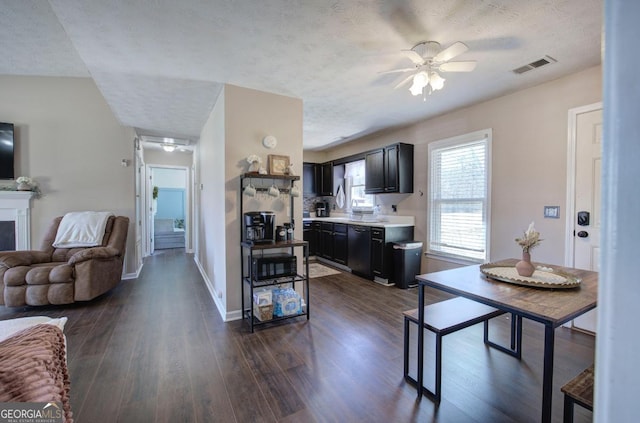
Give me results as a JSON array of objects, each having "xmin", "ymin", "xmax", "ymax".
[{"xmin": 512, "ymin": 55, "xmax": 557, "ymax": 74}]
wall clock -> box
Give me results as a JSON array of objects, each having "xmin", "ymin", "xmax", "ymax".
[{"xmin": 262, "ymin": 135, "xmax": 277, "ymax": 149}]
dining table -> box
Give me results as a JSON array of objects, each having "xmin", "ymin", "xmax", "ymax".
[{"xmin": 414, "ymin": 258, "xmax": 598, "ymax": 423}]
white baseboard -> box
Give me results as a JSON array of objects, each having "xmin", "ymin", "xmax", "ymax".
[
  {"xmin": 192, "ymin": 256, "xmax": 252, "ymax": 323},
  {"xmin": 122, "ymin": 263, "xmax": 143, "ymax": 280}
]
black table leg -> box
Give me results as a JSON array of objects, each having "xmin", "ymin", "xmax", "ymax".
[
  {"xmin": 542, "ymin": 324, "xmax": 556, "ymax": 423},
  {"xmin": 417, "ymin": 283, "xmax": 425, "ymax": 398}
]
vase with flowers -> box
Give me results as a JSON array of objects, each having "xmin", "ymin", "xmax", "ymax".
[
  {"xmin": 515, "ymin": 221, "xmax": 542, "ymax": 277},
  {"xmin": 246, "ymin": 154, "xmax": 262, "ymax": 173}
]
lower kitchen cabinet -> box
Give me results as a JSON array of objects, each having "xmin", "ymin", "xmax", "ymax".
[
  {"xmin": 320, "ymin": 222, "xmax": 347, "ymax": 264},
  {"xmin": 370, "ymin": 226, "xmax": 414, "ymax": 283},
  {"xmin": 371, "ymin": 229, "xmax": 384, "ymax": 278},
  {"xmin": 303, "ymin": 221, "xmax": 318, "ymax": 255},
  {"xmin": 320, "ymin": 222, "xmax": 334, "ymax": 259},
  {"xmin": 307, "ymin": 219, "xmax": 415, "ymax": 283},
  {"xmin": 333, "ymin": 223, "xmax": 348, "ymax": 265}
]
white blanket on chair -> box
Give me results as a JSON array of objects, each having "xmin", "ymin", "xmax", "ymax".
[{"xmin": 53, "ymin": 211, "xmax": 114, "ymax": 248}]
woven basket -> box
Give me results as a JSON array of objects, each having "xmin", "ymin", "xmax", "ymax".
[{"xmin": 253, "ymin": 303, "xmax": 274, "ymax": 321}]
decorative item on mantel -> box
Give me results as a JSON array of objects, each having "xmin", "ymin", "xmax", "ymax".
[
  {"xmin": 246, "ymin": 154, "xmax": 262, "ymax": 173},
  {"xmin": 10, "ymin": 176, "xmax": 42, "ymax": 198},
  {"xmin": 515, "ymin": 221, "xmax": 542, "ymax": 277}
]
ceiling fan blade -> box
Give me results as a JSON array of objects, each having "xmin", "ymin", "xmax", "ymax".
[
  {"xmin": 401, "ymin": 49, "xmax": 424, "ymax": 65},
  {"xmin": 439, "ymin": 61, "xmax": 477, "ymax": 72},
  {"xmin": 378, "ymin": 67, "xmax": 416, "ymax": 75},
  {"xmin": 433, "ymin": 41, "xmax": 469, "ymax": 63},
  {"xmin": 394, "ymin": 74, "xmax": 415, "ymax": 89}
]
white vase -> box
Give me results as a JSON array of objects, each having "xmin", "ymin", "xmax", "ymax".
[{"xmin": 17, "ymin": 182, "xmax": 31, "ymax": 191}]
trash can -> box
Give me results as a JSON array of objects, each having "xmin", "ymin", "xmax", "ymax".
[{"xmin": 392, "ymin": 241, "xmax": 423, "ymax": 289}]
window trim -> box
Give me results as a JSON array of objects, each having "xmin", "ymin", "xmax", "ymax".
[{"xmin": 427, "ymin": 128, "xmax": 492, "ymax": 263}]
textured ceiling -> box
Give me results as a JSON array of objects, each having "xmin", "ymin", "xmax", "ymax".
[{"xmin": 0, "ymin": 0, "xmax": 602, "ymax": 150}]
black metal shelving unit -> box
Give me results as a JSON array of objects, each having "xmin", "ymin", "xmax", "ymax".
[{"xmin": 239, "ymin": 173, "xmax": 309, "ymax": 332}]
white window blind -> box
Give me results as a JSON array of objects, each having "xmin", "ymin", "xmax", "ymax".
[{"xmin": 428, "ymin": 130, "xmax": 491, "ymax": 262}]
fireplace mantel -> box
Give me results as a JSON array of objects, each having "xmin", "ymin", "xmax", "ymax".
[{"xmin": 0, "ymin": 191, "xmax": 35, "ymax": 250}]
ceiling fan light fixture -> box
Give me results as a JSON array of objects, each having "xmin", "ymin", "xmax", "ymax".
[
  {"xmin": 409, "ymin": 71, "xmax": 429, "ymax": 96},
  {"xmin": 429, "ymin": 71, "xmax": 446, "ymax": 90}
]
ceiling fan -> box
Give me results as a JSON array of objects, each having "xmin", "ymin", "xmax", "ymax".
[{"xmin": 383, "ymin": 41, "xmax": 477, "ymax": 97}]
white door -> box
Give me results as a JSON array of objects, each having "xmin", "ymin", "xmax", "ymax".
[
  {"xmin": 570, "ymin": 104, "xmax": 602, "ymax": 333},
  {"xmin": 148, "ymin": 170, "xmax": 155, "ymax": 255}
]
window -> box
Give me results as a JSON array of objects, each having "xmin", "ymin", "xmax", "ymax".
[
  {"xmin": 345, "ymin": 160, "xmax": 374, "ymax": 208},
  {"xmin": 428, "ymin": 129, "xmax": 491, "ymax": 262}
]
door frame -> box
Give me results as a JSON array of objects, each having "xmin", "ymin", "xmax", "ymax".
[
  {"xmin": 564, "ymin": 101, "xmax": 603, "ymax": 267},
  {"xmin": 144, "ymin": 164, "xmax": 193, "ymax": 256}
]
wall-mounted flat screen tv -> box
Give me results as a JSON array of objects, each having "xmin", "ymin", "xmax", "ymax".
[{"xmin": 0, "ymin": 122, "xmax": 15, "ymax": 180}]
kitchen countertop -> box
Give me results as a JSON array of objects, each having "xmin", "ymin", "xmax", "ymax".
[{"xmin": 302, "ymin": 213, "xmax": 414, "ymax": 228}]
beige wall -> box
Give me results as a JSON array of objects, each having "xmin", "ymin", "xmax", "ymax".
[
  {"xmin": 314, "ymin": 65, "xmax": 602, "ymax": 272},
  {"xmin": 0, "ymin": 75, "xmax": 137, "ymax": 275},
  {"xmin": 143, "ymin": 149, "xmax": 193, "ymax": 167},
  {"xmin": 197, "ymin": 84, "xmax": 303, "ymax": 319},
  {"xmin": 223, "ymin": 84, "xmax": 303, "ymax": 318}
]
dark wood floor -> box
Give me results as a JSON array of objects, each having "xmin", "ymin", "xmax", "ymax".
[{"xmin": 0, "ymin": 250, "xmax": 594, "ymax": 422}]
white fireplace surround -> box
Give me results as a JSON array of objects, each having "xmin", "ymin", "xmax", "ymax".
[{"xmin": 0, "ymin": 191, "xmax": 35, "ymax": 250}]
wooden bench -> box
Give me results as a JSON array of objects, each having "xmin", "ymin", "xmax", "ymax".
[
  {"xmin": 403, "ymin": 296, "xmax": 522, "ymax": 403},
  {"xmin": 561, "ymin": 364, "xmax": 594, "ymax": 423}
]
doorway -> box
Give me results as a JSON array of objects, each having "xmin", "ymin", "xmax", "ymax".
[
  {"xmin": 566, "ymin": 102, "xmax": 602, "ymax": 333},
  {"xmin": 146, "ymin": 165, "xmax": 192, "ymax": 256}
]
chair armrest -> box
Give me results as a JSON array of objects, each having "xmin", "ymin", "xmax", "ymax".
[
  {"xmin": 68, "ymin": 246, "xmax": 120, "ymax": 265},
  {"xmin": 0, "ymin": 251, "xmax": 51, "ymax": 267}
]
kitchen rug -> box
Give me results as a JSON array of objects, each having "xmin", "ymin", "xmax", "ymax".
[{"xmin": 308, "ymin": 263, "xmax": 341, "ymax": 278}]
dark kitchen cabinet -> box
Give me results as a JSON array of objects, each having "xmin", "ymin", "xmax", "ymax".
[
  {"xmin": 332, "ymin": 223, "xmax": 348, "ymax": 265},
  {"xmin": 370, "ymin": 226, "xmax": 414, "ymax": 283},
  {"xmin": 303, "ymin": 162, "xmax": 318, "ymax": 196},
  {"xmin": 303, "ymin": 221, "xmax": 318, "ymax": 255},
  {"xmin": 371, "ymin": 228, "xmax": 385, "ymax": 278},
  {"xmin": 312, "ymin": 222, "xmax": 321, "ymax": 255},
  {"xmin": 319, "ymin": 162, "xmax": 333, "ymax": 196},
  {"xmin": 304, "ymin": 162, "xmax": 334, "ymax": 196},
  {"xmin": 319, "ymin": 222, "xmax": 347, "ymax": 264},
  {"xmin": 365, "ymin": 149, "xmax": 385, "ymax": 193},
  {"xmin": 365, "ymin": 143, "xmax": 414, "ymax": 194},
  {"xmin": 320, "ymin": 222, "xmax": 334, "ymax": 259}
]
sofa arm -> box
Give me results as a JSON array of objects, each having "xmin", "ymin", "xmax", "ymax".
[
  {"xmin": 68, "ymin": 246, "xmax": 120, "ymax": 265},
  {"xmin": 0, "ymin": 251, "xmax": 51, "ymax": 268}
]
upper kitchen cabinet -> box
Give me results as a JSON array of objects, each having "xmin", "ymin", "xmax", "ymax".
[
  {"xmin": 365, "ymin": 143, "xmax": 414, "ymax": 194},
  {"xmin": 320, "ymin": 162, "xmax": 333, "ymax": 196},
  {"xmin": 303, "ymin": 162, "xmax": 334, "ymax": 196},
  {"xmin": 303, "ymin": 162, "xmax": 318, "ymax": 196}
]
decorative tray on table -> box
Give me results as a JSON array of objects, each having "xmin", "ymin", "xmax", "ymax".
[{"xmin": 479, "ymin": 263, "xmax": 582, "ymax": 289}]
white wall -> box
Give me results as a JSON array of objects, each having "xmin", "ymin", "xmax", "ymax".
[
  {"xmin": 317, "ymin": 65, "xmax": 602, "ymax": 272},
  {"xmin": 196, "ymin": 88, "xmax": 227, "ymax": 314},
  {"xmin": 196, "ymin": 84, "xmax": 303, "ymax": 320},
  {"xmin": 0, "ymin": 75, "xmax": 137, "ymax": 274},
  {"xmin": 596, "ymin": 1, "xmax": 640, "ymax": 420},
  {"xmin": 144, "ymin": 149, "xmax": 193, "ymax": 168}
]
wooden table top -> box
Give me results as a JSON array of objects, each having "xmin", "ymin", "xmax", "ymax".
[{"xmin": 416, "ymin": 258, "xmax": 598, "ymax": 327}]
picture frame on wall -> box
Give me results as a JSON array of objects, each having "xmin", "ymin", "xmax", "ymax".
[{"xmin": 268, "ymin": 154, "xmax": 290, "ymax": 175}]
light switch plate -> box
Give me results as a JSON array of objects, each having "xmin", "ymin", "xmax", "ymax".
[{"xmin": 544, "ymin": 206, "xmax": 560, "ymax": 218}]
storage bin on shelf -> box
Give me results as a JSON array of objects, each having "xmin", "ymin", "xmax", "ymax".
[{"xmin": 253, "ymin": 288, "xmax": 274, "ymax": 321}]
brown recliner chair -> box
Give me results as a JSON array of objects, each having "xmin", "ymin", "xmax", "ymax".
[{"xmin": 0, "ymin": 215, "xmax": 129, "ymax": 307}]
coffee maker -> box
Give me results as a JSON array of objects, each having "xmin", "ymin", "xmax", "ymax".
[
  {"xmin": 315, "ymin": 201, "xmax": 330, "ymax": 217},
  {"xmin": 243, "ymin": 211, "xmax": 275, "ymax": 243}
]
